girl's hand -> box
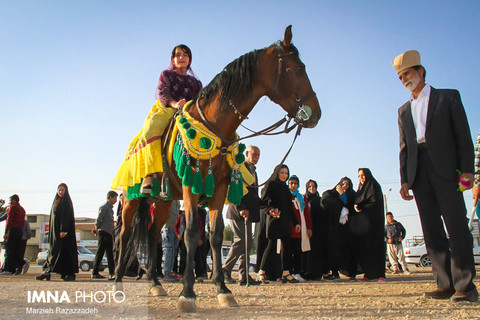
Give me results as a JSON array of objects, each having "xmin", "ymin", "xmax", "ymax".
[
  {"xmin": 294, "ymin": 225, "xmax": 301, "ymax": 233},
  {"xmin": 354, "ymin": 204, "xmax": 362, "ymax": 212},
  {"xmin": 172, "ymin": 98, "xmax": 186, "ymax": 109},
  {"xmin": 60, "ymin": 232, "xmax": 67, "ymax": 238},
  {"xmin": 307, "ymin": 229, "xmax": 312, "ymax": 238}
]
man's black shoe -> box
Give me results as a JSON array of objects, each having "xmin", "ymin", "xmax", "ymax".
[
  {"xmin": 91, "ymin": 274, "xmax": 106, "ymax": 279},
  {"xmin": 451, "ymin": 288, "xmax": 478, "ymax": 303},
  {"xmin": 238, "ymin": 277, "xmax": 261, "ymax": 286},
  {"xmin": 422, "ymin": 288, "xmax": 455, "ymax": 299}
]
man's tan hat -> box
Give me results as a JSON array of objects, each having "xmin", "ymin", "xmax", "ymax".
[{"xmin": 392, "ymin": 50, "xmax": 421, "ymax": 74}]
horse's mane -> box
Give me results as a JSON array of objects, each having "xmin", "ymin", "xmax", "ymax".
[{"xmin": 198, "ymin": 42, "xmax": 299, "ymax": 110}]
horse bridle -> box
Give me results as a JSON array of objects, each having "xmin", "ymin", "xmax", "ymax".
[
  {"xmin": 192, "ymin": 45, "xmax": 317, "ymax": 187},
  {"xmin": 272, "ymin": 46, "xmax": 317, "ymax": 124},
  {"xmin": 196, "ymin": 45, "xmax": 316, "ymax": 148}
]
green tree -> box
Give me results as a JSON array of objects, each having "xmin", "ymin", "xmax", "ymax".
[
  {"xmin": 0, "ymin": 199, "xmax": 6, "ymax": 216},
  {"xmin": 223, "ymin": 224, "xmax": 234, "ymax": 242}
]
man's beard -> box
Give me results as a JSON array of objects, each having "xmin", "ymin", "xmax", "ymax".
[{"xmin": 404, "ymin": 73, "xmax": 421, "ymax": 92}]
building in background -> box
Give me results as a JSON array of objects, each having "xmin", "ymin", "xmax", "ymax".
[{"xmin": 24, "ymin": 214, "xmax": 99, "ymax": 262}]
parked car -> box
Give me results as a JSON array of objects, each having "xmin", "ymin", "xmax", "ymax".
[
  {"xmin": 36, "ymin": 245, "xmax": 108, "ymax": 272},
  {"xmin": 206, "ymin": 245, "xmax": 256, "ymax": 273},
  {"xmin": 404, "ymin": 242, "xmax": 480, "ymax": 267}
]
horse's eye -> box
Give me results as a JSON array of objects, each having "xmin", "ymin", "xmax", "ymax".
[{"xmin": 296, "ymin": 65, "xmax": 305, "ymax": 73}]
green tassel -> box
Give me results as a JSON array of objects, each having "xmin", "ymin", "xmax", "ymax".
[
  {"xmin": 183, "ymin": 161, "xmax": 193, "ymax": 186},
  {"xmin": 178, "ymin": 152, "xmax": 187, "ymax": 178},
  {"xmin": 238, "ymin": 143, "xmax": 246, "ymax": 153},
  {"xmin": 235, "ymin": 153, "xmax": 245, "ymax": 164},
  {"xmin": 192, "ymin": 164, "xmax": 204, "ymax": 195},
  {"xmin": 173, "ymin": 140, "xmax": 180, "ymax": 162},
  {"xmin": 227, "ymin": 171, "xmax": 237, "ymax": 203},
  {"xmin": 204, "ymin": 168, "xmax": 215, "ymax": 197}
]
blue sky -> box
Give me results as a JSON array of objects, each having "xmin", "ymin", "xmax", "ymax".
[{"xmin": 1, "ymin": 1, "xmax": 479, "ymax": 239}]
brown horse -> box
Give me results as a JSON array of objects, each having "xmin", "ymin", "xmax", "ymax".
[{"xmin": 114, "ymin": 25, "xmax": 321, "ymax": 313}]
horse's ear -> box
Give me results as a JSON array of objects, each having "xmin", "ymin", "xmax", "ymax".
[{"xmin": 283, "ymin": 25, "xmax": 292, "ymax": 48}]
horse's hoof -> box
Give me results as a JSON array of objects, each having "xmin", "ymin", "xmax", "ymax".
[
  {"xmin": 150, "ymin": 285, "xmax": 167, "ymax": 296},
  {"xmin": 113, "ymin": 282, "xmax": 124, "ymax": 292},
  {"xmin": 177, "ymin": 296, "xmax": 196, "ymax": 313},
  {"xmin": 217, "ymin": 293, "xmax": 238, "ymax": 307}
]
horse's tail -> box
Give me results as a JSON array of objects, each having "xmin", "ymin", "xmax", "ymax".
[{"xmin": 125, "ymin": 197, "xmax": 150, "ymax": 268}]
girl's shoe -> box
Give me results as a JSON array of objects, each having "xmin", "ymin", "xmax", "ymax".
[
  {"xmin": 140, "ymin": 176, "xmax": 153, "ymax": 194},
  {"xmin": 282, "ymin": 274, "xmax": 299, "ymax": 283},
  {"xmin": 256, "ymin": 273, "xmax": 270, "ymax": 284},
  {"xmin": 35, "ymin": 273, "xmax": 51, "ymax": 281}
]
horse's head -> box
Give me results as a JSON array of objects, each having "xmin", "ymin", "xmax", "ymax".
[{"xmin": 262, "ymin": 25, "xmax": 321, "ymax": 129}]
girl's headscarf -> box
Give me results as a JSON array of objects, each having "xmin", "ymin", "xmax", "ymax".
[
  {"xmin": 155, "ymin": 44, "xmax": 200, "ymax": 100},
  {"xmin": 289, "ymin": 175, "xmax": 305, "ymax": 212}
]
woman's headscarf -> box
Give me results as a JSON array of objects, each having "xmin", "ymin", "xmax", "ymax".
[
  {"xmin": 336, "ymin": 177, "xmax": 356, "ymax": 205},
  {"xmin": 355, "ymin": 168, "xmax": 380, "ymax": 204},
  {"xmin": 289, "ymin": 175, "xmax": 305, "ymax": 212},
  {"xmin": 305, "ymin": 179, "xmax": 319, "ymax": 201},
  {"xmin": 53, "ymin": 183, "xmax": 73, "ymax": 213},
  {"xmin": 261, "ymin": 164, "xmax": 289, "ymax": 199}
]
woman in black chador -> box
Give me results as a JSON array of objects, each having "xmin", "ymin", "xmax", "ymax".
[
  {"xmin": 353, "ymin": 168, "xmax": 386, "ymax": 281},
  {"xmin": 36, "ymin": 183, "xmax": 78, "ymax": 281},
  {"xmin": 303, "ymin": 179, "xmax": 328, "ymax": 280},
  {"xmin": 321, "ymin": 177, "xmax": 357, "ymax": 281},
  {"xmin": 257, "ymin": 164, "xmax": 301, "ymax": 283}
]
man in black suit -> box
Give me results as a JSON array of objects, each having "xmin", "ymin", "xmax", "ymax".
[
  {"xmin": 394, "ymin": 50, "xmax": 477, "ymax": 302},
  {"xmin": 222, "ymin": 145, "xmax": 262, "ymax": 285}
]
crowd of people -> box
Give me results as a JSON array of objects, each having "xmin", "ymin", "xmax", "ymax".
[{"xmin": 0, "ymin": 46, "xmax": 479, "ymax": 305}]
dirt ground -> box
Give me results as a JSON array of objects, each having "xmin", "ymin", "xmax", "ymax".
[{"xmin": 0, "ymin": 265, "xmax": 479, "ymax": 320}]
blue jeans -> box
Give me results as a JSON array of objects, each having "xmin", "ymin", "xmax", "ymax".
[{"xmin": 162, "ymin": 227, "xmax": 178, "ymax": 276}]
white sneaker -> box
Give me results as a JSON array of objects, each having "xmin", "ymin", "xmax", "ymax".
[
  {"xmin": 296, "ymin": 274, "xmax": 306, "ymax": 282},
  {"xmin": 293, "ymin": 274, "xmax": 306, "ymax": 282},
  {"xmin": 22, "ymin": 262, "xmax": 30, "ymax": 275}
]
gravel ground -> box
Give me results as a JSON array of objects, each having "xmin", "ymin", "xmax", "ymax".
[{"xmin": 0, "ymin": 265, "xmax": 479, "ymax": 319}]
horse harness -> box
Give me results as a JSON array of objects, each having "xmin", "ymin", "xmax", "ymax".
[{"xmin": 160, "ymin": 45, "xmax": 317, "ymax": 196}]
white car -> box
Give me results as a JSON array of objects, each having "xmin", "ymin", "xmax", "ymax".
[
  {"xmin": 404, "ymin": 242, "xmax": 480, "ymax": 267},
  {"xmin": 36, "ymin": 245, "xmax": 108, "ymax": 272}
]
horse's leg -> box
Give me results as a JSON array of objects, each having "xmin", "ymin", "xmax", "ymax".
[
  {"xmin": 149, "ymin": 200, "xmax": 170, "ymax": 296},
  {"xmin": 114, "ymin": 198, "xmax": 139, "ymax": 292},
  {"xmin": 178, "ymin": 190, "xmax": 200, "ymax": 313},
  {"xmin": 209, "ymin": 187, "xmax": 238, "ymax": 307}
]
